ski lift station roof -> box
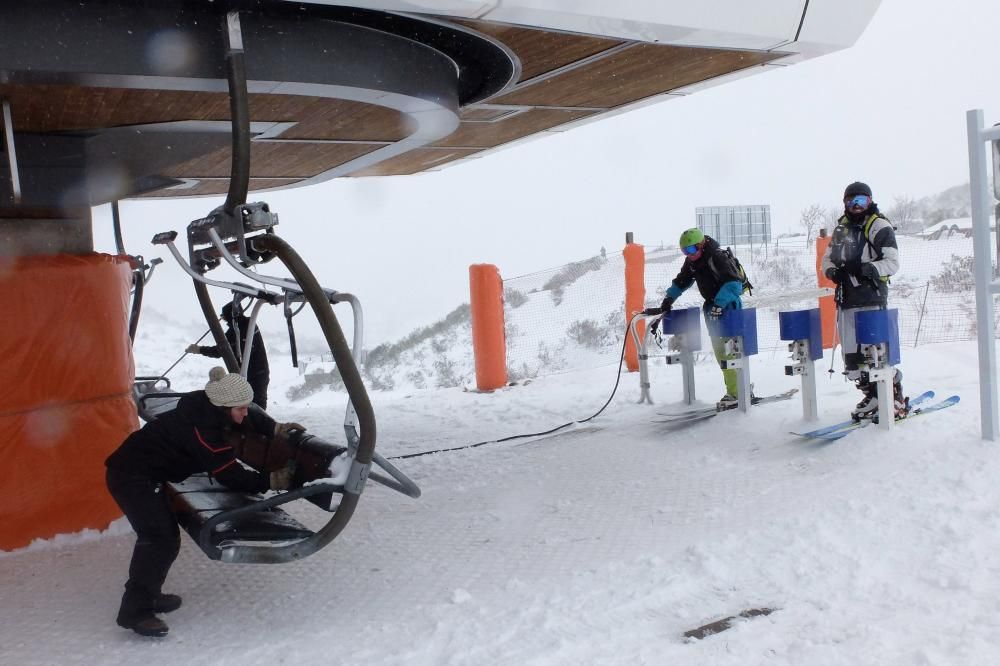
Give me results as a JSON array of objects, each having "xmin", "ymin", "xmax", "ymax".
[{"xmin": 0, "ymin": 0, "xmax": 881, "ymax": 210}]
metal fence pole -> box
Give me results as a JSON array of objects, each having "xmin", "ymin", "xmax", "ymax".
[
  {"xmin": 913, "ymin": 281, "xmax": 930, "ymax": 348},
  {"xmin": 967, "ymin": 109, "xmax": 999, "ymax": 441}
]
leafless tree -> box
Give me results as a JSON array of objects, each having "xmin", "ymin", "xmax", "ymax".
[
  {"xmin": 887, "ymin": 194, "xmax": 919, "ymax": 231},
  {"xmin": 799, "ymin": 204, "xmax": 825, "ymax": 245}
]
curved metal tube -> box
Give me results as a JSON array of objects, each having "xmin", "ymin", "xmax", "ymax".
[
  {"xmin": 222, "ymin": 11, "xmax": 250, "ymax": 214},
  {"xmin": 240, "ymin": 298, "xmax": 266, "ymax": 378},
  {"xmin": 370, "ymin": 452, "xmax": 421, "ymax": 498},
  {"xmin": 164, "ymin": 240, "xmax": 262, "ymax": 298},
  {"xmin": 214, "ymin": 233, "xmax": 376, "ymax": 562},
  {"xmin": 197, "ymin": 480, "xmax": 345, "ymax": 562},
  {"xmin": 193, "ymin": 280, "xmax": 239, "ymax": 373},
  {"xmin": 207, "ymin": 227, "xmax": 300, "ymax": 292},
  {"xmin": 128, "ymin": 267, "xmax": 144, "ymax": 344}
]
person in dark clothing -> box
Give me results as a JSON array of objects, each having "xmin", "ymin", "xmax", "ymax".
[
  {"xmin": 106, "ymin": 367, "xmax": 302, "ymax": 637},
  {"xmin": 187, "ymin": 301, "xmax": 270, "ymax": 409},
  {"xmin": 821, "ymin": 181, "xmax": 905, "ymax": 419},
  {"xmin": 645, "ymin": 228, "xmax": 748, "ymax": 406}
]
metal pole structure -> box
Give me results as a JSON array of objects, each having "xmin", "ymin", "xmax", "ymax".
[
  {"xmin": 966, "ymin": 109, "xmax": 1000, "ymax": 441},
  {"xmin": 2, "ymin": 99, "xmax": 21, "ymax": 204}
]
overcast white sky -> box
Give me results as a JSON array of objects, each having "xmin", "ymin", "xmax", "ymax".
[{"xmin": 95, "ymin": 0, "xmax": 1000, "ymax": 348}]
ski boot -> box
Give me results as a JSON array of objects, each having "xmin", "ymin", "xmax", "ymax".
[
  {"xmin": 893, "ymin": 380, "xmax": 909, "ymax": 420},
  {"xmin": 717, "ymin": 394, "xmax": 738, "ymax": 410},
  {"xmin": 851, "ymin": 380, "xmax": 878, "ymax": 421}
]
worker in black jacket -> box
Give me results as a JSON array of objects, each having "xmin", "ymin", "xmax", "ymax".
[
  {"xmin": 106, "ymin": 367, "xmax": 302, "ymax": 637},
  {"xmin": 187, "ymin": 301, "xmax": 270, "ymax": 409}
]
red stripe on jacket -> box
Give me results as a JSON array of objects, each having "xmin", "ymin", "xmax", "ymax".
[{"xmin": 195, "ymin": 427, "xmax": 233, "ymax": 453}]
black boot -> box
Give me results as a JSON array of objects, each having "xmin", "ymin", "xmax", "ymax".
[
  {"xmin": 118, "ymin": 612, "xmax": 169, "ymax": 638},
  {"xmin": 152, "ymin": 593, "xmax": 182, "ymax": 614},
  {"xmin": 117, "ymin": 586, "xmax": 169, "ymax": 637}
]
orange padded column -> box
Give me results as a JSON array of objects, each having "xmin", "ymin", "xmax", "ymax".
[
  {"xmin": 815, "ymin": 233, "xmax": 836, "ymax": 349},
  {"xmin": 624, "ymin": 239, "xmax": 645, "ymax": 372},
  {"xmin": 0, "ymin": 254, "xmax": 137, "ymax": 551},
  {"xmin": 469, "ymin": 264, "xmax": 507, "ymax": 391}
]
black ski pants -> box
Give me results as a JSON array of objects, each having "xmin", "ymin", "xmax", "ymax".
[{"xmin": 106, "ymin": 467, "xmax": 181, "ymax": 606}]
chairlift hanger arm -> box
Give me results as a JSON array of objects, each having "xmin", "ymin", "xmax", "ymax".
[
  {"xmin": 155, "ymin": 234, "xmax": 265, "ymax": 299},
  {"xmin": 207, "ymin": 226, "xmax": 300, "ymax": 292}
]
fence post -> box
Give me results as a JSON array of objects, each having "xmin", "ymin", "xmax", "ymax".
[
  {"xmin": 469, "ymin": 264, "xmax": 507, "ymax": 391},
  {"xmin": 624, "ymin": 233, "xmax": 645, "ymax": 372},
  {"xmin": 815, "ymin": 228, "xmax": 836, "ymax": 348}
]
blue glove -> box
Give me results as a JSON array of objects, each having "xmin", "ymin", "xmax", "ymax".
[{"xmin": 709, "ymin": 305, "xmax": 724, "ymax": 320}]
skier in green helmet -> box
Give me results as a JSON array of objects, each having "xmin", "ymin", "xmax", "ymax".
[{"xmin": 645, "ymin": 228, "xmax": 749, "ymax": 407}]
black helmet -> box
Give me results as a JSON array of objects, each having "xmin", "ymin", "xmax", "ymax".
[
  {"xmin": 221, "ymin": 301, "xmax": 242, "ymax": 321},
  {"xmin": 843, "ymin": 181, "xmax": 872, "ymax": 199}
]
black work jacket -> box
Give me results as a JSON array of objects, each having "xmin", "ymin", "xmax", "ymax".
[
  {"xmin": 106, "ymin": 391, "xmax": 274, "ymax": 491},
  {"xmin": 670, "ymin": 236, "xmax": 743, "ymax": 303},
  {"xmin": 200, "ymin": 317, "xmax": 270, "ymax": 385}
]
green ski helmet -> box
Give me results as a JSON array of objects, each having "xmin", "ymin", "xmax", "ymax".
[{"xmin": 679, "ymin": 228, "xmax": 705, "ymax": 249}]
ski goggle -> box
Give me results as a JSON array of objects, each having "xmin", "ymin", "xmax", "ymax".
[
  {"xmin": 682, "ymin": 244, "xmax": 701, "ymax": 256},
  {"xmin": 845, "ymin": 194, "xmax": 871, "ymax": 209}
]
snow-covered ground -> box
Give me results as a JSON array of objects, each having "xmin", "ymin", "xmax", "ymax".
[{"xmin": 2, "ymin": 336, "xmax": 998, "ymax": 665}]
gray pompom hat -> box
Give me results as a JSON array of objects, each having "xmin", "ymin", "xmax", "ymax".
[{"xmin": 204, "ymin": 366, "xmax": 254, "ymax": 407}]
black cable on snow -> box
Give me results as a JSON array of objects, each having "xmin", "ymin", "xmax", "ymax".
[{"xmin": 387, "ymin": 314, "xmax": 639, "ymax": 461}]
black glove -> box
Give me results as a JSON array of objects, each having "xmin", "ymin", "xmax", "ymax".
[
  {"xmin": 825, "ymin": 267, "xmax": 848, "ymax": 284},
  {"xmin": 660, "ymin": 296, "xmax": 675, "ymax": 314},
  {"xmin": 708, "ymin": 304, "xmax": 725, "ymax": 320},
  {"xmin": 857, "ymin": 263, "xmax": 880, "ymax": 280},
  {"xmin": 642, "ymin": 307, "xmax": 662, "ymax": 316}
]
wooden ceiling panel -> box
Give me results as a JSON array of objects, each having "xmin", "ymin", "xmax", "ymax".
[
  {"xmin": 434, "ymin": 108, "xmax": 596, "ymax": 149},
  {"xmin": 460, "ymin": 107, "xmax": 517, "ymax": 122},
  {"xmin": 350, "ymin": 148, "xmax": 481, "ymax": 177},
  {"xmin": 135, "ymin": 178, "xmax": 302, "ymax": 197},
  {"xmin": 456, "ymin": 20, "xmax": 623, "ymax": 82},
  {"xmin": 277, "ymin": 99, "xmax": 409, "ymax": 142},
  {"xmin": 164, "ymin": 142, "xmax": 380, "ymax": 179},
  {"xmin": 491, "ymin": 43, "xmax": 780, "ymax": 108}
]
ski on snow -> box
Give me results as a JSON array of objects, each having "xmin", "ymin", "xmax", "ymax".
[
  {"xmin": 653, "ymin": 388, "xmax": 800, "ymax": 427},
  {"xmin": 791, "ymin": 391, "xmax": 959, "ymax": 442}
]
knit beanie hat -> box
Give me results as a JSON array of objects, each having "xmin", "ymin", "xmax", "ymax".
[{"xmin": 205, "ymin": 366, "xmax": 254, "ymax": 408}]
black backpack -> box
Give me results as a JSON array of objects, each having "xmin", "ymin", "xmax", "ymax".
[{"xmin": 724, "ymin": 247, "xmax": 753, "ymax": 296}]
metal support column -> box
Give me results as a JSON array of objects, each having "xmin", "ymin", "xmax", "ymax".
[
  {"xmin": 785, "ymin": 339, "xmax": 818, "ymax": 421},
  {"xmin": 966, "ymin": 109, "xmax": 1000, "ymax": 441}
]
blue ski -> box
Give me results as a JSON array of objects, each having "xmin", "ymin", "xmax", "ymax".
[
  {"xmin": 792, "ymin": 391, "xmax": 934, "ymax": 440},
  {"xmin": 804, "ymin": 394, "xmax": 958, "ymax": 442}
]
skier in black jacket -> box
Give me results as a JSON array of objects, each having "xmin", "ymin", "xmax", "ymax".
[
  {"xmin": 645, "ymin": 228, "xmax": 747, "ymax": 406},
  {"xmin": 821, "ymin": 181, "xmax": 905, "ymax": 419},
  {"xmin": 187, "ymin": 301, "xmax": 270, "ymax": 409},
  {"xmin": 106, "ymin": 367, "xmax": 301, "ymax": 637}
]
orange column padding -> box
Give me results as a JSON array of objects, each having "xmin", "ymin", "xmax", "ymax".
[
  {"xmin": 624, "ymin": 242, "xmax": 646, "ymax": 372},
  {"xmin": 0, "ymin": 254, "xmax": 137, "ymax": 551},
  {"xmin": 815, "ymin": 235, "xmax": 836, "ymax": 349},
  {"xmin": 469, "ymin": 264, "xmax": 507, "ymax": 391}
]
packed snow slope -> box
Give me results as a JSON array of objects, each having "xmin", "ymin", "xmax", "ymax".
[{"xmin": 2, "ymin": 338, "xmax": 998, "ymax": 665}]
